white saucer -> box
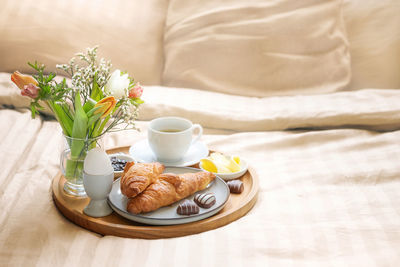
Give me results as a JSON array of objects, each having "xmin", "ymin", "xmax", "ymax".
[{"xmin": 128, "ymin": 139, "xmax": 209, "ymax": 167}]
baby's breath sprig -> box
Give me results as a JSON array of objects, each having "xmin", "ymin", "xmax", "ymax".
[{"xmin": 56, "ymin": 46, "xmax": 112, "ymax": 102}]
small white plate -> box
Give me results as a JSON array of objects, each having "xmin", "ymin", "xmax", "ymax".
[
  {"xmin": 107, "ymin": 167, "xmax": 229, "ymax": 225},
  {"xmin": 199, "ymin": 158, "xmax": 248, "ymax": 181},
  {"xmin": 128, "ymin": 139, "xmax": 209, "ymax": 167}
]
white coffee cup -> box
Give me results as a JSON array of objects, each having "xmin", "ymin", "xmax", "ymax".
[{"xmin": 148, "ymin": 117, "xmax": 203, "ymax": 162}]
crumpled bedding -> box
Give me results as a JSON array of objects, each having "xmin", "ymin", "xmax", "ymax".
[
  {"xmin": 1, "ymin": 71, "xmax": 400, "ymax": 266},
  {"xmin": 2, "ymin": 71, "xmax": 400, "ymax": 132}
]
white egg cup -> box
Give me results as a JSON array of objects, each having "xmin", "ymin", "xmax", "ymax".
[{"xmin": 83, "ymin": 170, "xmax": 114, "ymax": 217}]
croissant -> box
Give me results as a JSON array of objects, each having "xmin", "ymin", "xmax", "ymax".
[
  {"xmin": 127, "ymin": 171, "xmax": 215, "ymax": 214},
  {"xmin": 120, "ymin": 162, "xmax": 165, "ymax": 198}
]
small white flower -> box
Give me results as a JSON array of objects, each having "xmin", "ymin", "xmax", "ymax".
[{"xmin": 104, "ymin": 70, "xmax": 130, "ymax": 99}]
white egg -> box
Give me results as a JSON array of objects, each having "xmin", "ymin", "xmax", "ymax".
[{"xmin": 84, "ymin": 147, "xmax": 113, "ymax": 175}]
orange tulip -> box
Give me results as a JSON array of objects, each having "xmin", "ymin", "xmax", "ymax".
[
  {"xmin": 11, "ymin": 71, "xmax": 38, "ymax": 90},
  {"xmin": 94, "ymin": 96, "xmax": 117, "ymax": 118}
]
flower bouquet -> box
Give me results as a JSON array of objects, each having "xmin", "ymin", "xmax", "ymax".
[{"xmin": 11, "ymin": 46, "xmax": 143, "ymax": 196}]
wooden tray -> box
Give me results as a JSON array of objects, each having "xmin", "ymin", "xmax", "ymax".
[{"xmin": 52, "ymin": 146, "xmax": 259, "ymax": 239}]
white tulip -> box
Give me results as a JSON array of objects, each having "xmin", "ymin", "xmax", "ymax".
[{"xmin": 104, "ymin": 69, "xmax": 130, "ymax": 99}]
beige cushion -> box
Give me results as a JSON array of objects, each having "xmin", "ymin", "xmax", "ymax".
[
  {"xmin": 343, "ymin": 0, "xmax": 400, "ymax": 90},
  {"xmin": 162, "ymin": 0, "xmax": 351, "ymax": 97},
  {"xmin": 2, "ymin": 72, "xmax": 400, "ymax": 132},
  {"xmin": 0, "ymin": 0, "xmax": 168, "ymax": 85}
]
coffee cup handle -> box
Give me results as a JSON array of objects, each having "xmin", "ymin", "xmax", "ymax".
[{"xmin": 192, "ymin": 124, "xmax": 203, "ymax": 144}]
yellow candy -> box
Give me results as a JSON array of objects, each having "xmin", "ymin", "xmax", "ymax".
[
  {"xmin": 200, "ymin": 158, "xmax": 218, "ymax": 173},
  {"xmin": 231, "ymin": 155, "xmax": 241, "ymax": 165},
  {"xmin": 202, "ymin": 153, "xmax": 242, "ymax": 173},
  {"xmin": 227, "ymin": 158, "xmax": 241, "ymax": 172}
]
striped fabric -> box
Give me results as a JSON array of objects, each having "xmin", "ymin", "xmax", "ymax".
[{"xmin": 1, "ymin": 96, "xmax": 400, "ymax": 266}]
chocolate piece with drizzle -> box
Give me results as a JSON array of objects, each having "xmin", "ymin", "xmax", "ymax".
[
  {"xmin": 194, "ymin": 192, "xmax": 216, "ymax": 209},
  {"xmin": 227, "ymin": 180, "xmax": 244, "ymax": 194},
  {"xmin": 177, "ymin": 199, "xmax": 200, "ymax": 215}
]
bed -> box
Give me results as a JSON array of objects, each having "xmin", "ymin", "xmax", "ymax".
[{"xmin": 1, "ymin": 0, "xmax": 400, "ymax": 266}]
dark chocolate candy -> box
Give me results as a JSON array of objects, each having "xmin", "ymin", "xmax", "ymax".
[
  {"xmin": 194, "ymin": 192, "xmax": 216, "ymax": 209},
  {"xmin": 177, "ymin": 199, "xmax": 200, "ymax": 215},
  {"xmin": 227, "ymin": 180, "xmax": 244, "ymax": 194}
]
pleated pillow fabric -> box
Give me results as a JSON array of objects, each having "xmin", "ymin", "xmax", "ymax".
[{"xmin": 162, "ymin": 0, "xmax": 351, "ymax": 97}]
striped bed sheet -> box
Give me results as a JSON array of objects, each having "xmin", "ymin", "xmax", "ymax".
[
  {"xmin": 1, "ymin": 108, "xmax": 400, "ymax": 266},
  {"xmin": 1, "ymin": 71, "xmax": 400, "ymax": 266}
]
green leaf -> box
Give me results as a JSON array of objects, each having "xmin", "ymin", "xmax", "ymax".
[
  {"xmin": 30, "ymin": 104, "xmax": 37, "ymax": 118},
  {"xmin": 72, "ymin": 94, "xmax": 88, "ymax": 138},
  {"xmin": 49, "ymin": 101, "xmax": 73, "ymax": 136},
  {"xmin": 96, "ymin": 115, "xmax": 111, "ymax": 136},
  {"xmin": 87, "ymin": 112, "xmax": 102, "ymax": 127},
  {"xmin": 90, "ymin": 72, "xmax": 104, "ymax": 102},
  {"xmin": 130, "ymin": 98, "xmax": 144, "ymax": 106},
  {"xmin": 86, "ymin": 105, "xmax": 102, "ymax": 117},
  {"xmin": 83, "ymin": 99, "xmax": 95, "ymax": 113},
  {"xmin": 45, "ymin": 73, "xmax": 56, "ymax": 83},
  {"xmin": 135, "ymin": 98, "xmax": 144, "ymax": 105},
  {"xmin": 70, "ymin": 94, "xmax": 88, "ymax": 158}
]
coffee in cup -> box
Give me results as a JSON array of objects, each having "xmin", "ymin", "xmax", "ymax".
[{"xmin": 147, "ymin": 117, "xmax": 203, "ymax": 162}]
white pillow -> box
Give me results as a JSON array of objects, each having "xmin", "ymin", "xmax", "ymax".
[
  {"xmin": 343, "ymin": 0, "xmax": 400, "ymax": 90},
  {"xmin": 0, "ymin": 0, "xmax": 168, "ymax": 85},
  {"xmin": 162, "ymin": 0, "xmax": 351, "ymax": 97}
]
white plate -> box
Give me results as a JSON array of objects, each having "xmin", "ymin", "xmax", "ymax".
[
  {"xmin": 107, "ymin": 167, "xmax": 229, "ymax": 225},
  {"xmin": 128, "ymin": 139, "xmax": 209, "ymax": 167}
]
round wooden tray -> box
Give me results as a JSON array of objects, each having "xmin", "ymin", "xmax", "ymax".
[{"xmin": 52, "ymin": 146, "xmax": 259, "ymax": 239}]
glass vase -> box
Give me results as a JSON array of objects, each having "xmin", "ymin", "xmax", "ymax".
[{"xmin": 60, "ymin": 134, "xmax": 104, "ymax": 197}]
